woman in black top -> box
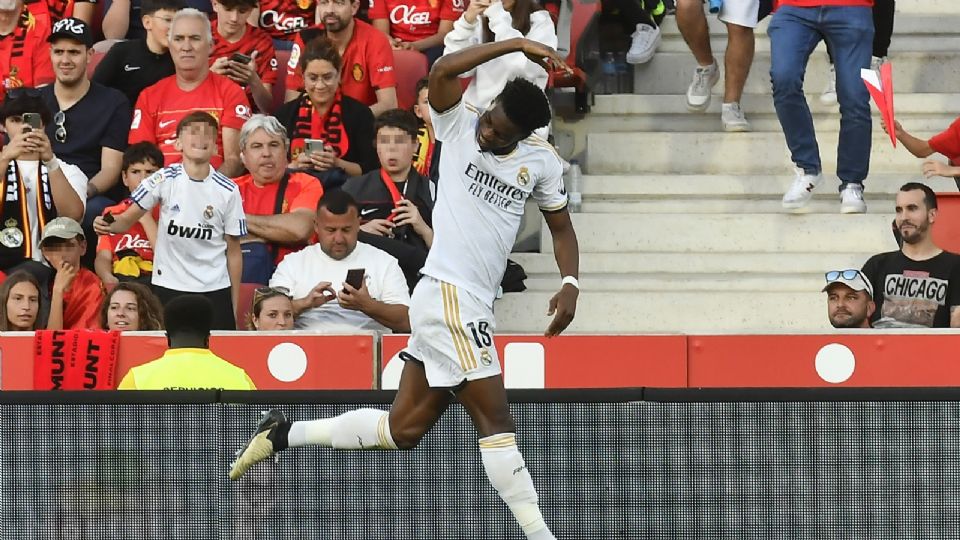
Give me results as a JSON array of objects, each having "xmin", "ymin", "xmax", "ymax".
[{"xmin": 274, "ymin": 37, "xmax": 377, "ymax": 190}]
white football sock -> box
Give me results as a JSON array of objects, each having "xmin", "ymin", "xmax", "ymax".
[
  {"xmin": 288, "ymin": 408, "xmax": 397, "ymax": 450},
  {"xmin": 479, "ymin": 433, "xmax": 555, "ymax": 540}
]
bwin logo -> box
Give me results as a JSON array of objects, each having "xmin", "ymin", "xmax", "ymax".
[{"xmin": 167, "ymin": 220, "xmax": 213, "ymax": 240}]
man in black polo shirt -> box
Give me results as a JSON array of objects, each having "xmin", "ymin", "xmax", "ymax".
[
  {"xmin": 92, "ymin": 0, "xmax": 185, "ymax": 106},
  {"xmin": 342, "ymin": 108, "xmax": 434, "ymax": 290},
  {"xmin": 41, "ymin": 17, "xmax": 132, "ymax": 266}
]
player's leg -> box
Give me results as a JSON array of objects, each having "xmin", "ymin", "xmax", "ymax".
[
  {"xmin": 229, "ymin": 355, "xmax": 451, "ymax": 480},
  {"xmin": 457, "ymin": 376, "xmax": 556, "ymax": 540}
]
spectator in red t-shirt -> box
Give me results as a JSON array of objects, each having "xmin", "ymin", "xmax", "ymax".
[
  {"xmin": 234, "ymin": 114, "xmax": 323, "ymax": 283},
  {"xmin": 129, "ymin": 8, "xmax": 252, "ymax": 177},
  {"xmin": 41, "ymin": 216, "xmax": 104, "ymax": 330},
  {"xmin": 25, "ymin": 0, "xmax": 95, "ymax": 24},
  {"xmin": 255, "ymin": 0, "xmax": 313, "ymax": 41},
  {"xmin": 369, "ymin": 0, "xmax": 462, "ymax": 67},
  {"xmin": 210, "ymin": 0, "xmax": 278, "ymax": 113},
  {"xmin": 885, "ymin": 118, "xmax": 960, "ymax": 181},
  {"xmin": 95, "ymin": 142, "xmax": 163, "ymax": 286},
  {"xmin": 283, "ymin": 0, "xmax": 398, "ymax": 116},
  {"xmin": 0, "ymin": 0, "xmax": 54, "ymax": 99}
]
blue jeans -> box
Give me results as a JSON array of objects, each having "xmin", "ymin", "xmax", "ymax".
[{"xmin": 768, "ymin": 5, "xmax": 874, "ymax": 187}]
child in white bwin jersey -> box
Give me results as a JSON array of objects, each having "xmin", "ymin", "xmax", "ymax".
[
  {"xmin": 93, "ymin": 112, "xmax": 246, "ymax": 330},
  {"xmin": 231, "ymin": 38, "xmax": 580, "ymax": 540}
]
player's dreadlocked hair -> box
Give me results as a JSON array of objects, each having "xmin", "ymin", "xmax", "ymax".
[{"xmin": 497, "ymin": 78, "xmax": 551, "ymax": 136}]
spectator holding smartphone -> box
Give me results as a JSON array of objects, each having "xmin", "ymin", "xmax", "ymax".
[
  {"xmin": 275, "ymin": 37, "xmax": 377, "ymax": 189},
  {"xmin": 269, "ymin": 190, "xmax": 410, "ymax": 333},
  {"xmin": 0, "ymin": 89, "xmax": 87, "ymax": 276},
  {"xmin": 210, "ymin": 0, "xmax": 279, "ymax": 113},
  {"xmin": 94, "ymin": 112, "xmax": 247, "ymax": 330}
]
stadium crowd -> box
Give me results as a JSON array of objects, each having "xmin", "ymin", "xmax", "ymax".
[{"xmin": 0, "ymin": 0, "xmax": 958, "ymax": 339}]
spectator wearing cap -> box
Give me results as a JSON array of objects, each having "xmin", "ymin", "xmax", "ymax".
[
  {"xmin": 95, "ymin": 111, "xmax": 247, "ymax": 331},
  {"xmin": 0, "ymin": 88, "xmax": 87, "ymax": 275},
  {"xmin": 823, "ymin": 269, "xmax": 874, "ymax": 329},
  {"xmin": 0, "ymin": 0, "xmax": 54, "ymax": 100},
  {"xmin": 41, "ymin": 216, "xmax": 104, "ymax": 330},
  {"xmin": 234, "ymin": 114, "xmax": 323, "ymax": 284},
  {"xmin": 129, "ymin": 8, "xmax": 252, "ymax": 177},
  {"xmin": 861, "ymin": 182, "xmax": 960, "ymax": 329},
  {"xmin": 118, "ymin": 294, "xmax": 257, "ymax": 390},
  {"xmin": 41, "ymin": 17, "xmax": 133, "ymax": 267},
  {"xmin": 94, "ymin": 0, "xmax": 185, "ymax": 106}
]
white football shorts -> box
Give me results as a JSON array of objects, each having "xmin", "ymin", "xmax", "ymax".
[
  {"xmin": 403, "ymin": 276, "xmax": 501, "ymax": 388},
  {"xmin": 719, "ymin": 0, "xmax": 760, "ymax": 29}
]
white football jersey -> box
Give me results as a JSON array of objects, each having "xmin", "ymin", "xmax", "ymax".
[
  {"xmin": 422, "ymin": 100, "xmax": 567, "ymax": 306},
  {"xmin": 131, "ymin": 164, "xmax": 247, "ymax": 292}
]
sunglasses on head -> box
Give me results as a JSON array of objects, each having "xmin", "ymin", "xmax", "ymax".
[
  {"xmin": 825, "ymin": 269, "xmax": 873, "ymax": 296},
  {"xmin": 252, "ymin": 286, "xmax": 291, "ymax": 306}
]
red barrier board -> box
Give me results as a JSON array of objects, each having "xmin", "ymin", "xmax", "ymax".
[
  {"xmin": 688, "ymin": 334, "xmax": 960, "ymax": 387},
  {"xmin": 0, "ymin": 332, "xmax": 376, "ymax": 390},
  {"xmin": 380, "ymin": 334, "xmax": 688, "ymax": 389}
]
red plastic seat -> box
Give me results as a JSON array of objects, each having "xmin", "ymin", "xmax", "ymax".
[{"xmin": 392, "ymin": 49, "xmax": 428, "ymax": 110}]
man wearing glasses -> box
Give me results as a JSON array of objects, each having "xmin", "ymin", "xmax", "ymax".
[
  {"xmin": 823, "ymin": 269, "xmax": 874, "ymax": 329},
  {"xmin": 860, "ymin": 182, "xmax": 960, "ymax": 328},
  {"xmin": 40, "ymin": 17, "xmax": 132, "ymax": 266}
]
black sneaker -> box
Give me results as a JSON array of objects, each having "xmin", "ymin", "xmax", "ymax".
[{"xmin": 229, "ymin": 409, "xmax": 288, "ymax": 481}]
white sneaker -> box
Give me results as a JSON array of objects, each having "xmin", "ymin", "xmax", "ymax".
[
  {"xmin": 686, "ymin": 61, "xmax": 719, "ymax": 112},
  {"xmin": 782, "ymin": 169, "xmax": 824, "ymax": 210},
  {"xmin": 626, "ymin": 23, "xmax": 661, "ymax": 65},
  {"xmin": 820, "ymin": 65, "xmax": 837, "ymax": 106},
  {"xmin": 840, "ymin": 183, "xmax": 867, "ymax": 214},
  {"xmin": 721, "ymin": 102, "xmax": 751, "ymax": 132}
]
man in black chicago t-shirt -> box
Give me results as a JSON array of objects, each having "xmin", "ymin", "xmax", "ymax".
[{"xmin": 861, "ymin": 182, "xmax": 960, "ymax": 328}]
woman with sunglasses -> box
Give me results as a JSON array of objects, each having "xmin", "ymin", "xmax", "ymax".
[
  {"xmin": 247, "ymin": 286, "xmax": 294, "ymax": 331},
  {"xmin": 0, "ymin": 88, "xmax": 87, "ymax": 274}
]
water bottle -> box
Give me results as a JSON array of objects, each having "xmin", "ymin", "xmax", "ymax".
[
  {"xmin": 708, "ymin": 0, "xmax": 722, "ymax": 13},
  {"xmin": 601, "ymin": 52, "xmax": 618, "ymax": 94},
  {"xmin": 615, "ymin": 52, "xmax": 632, "ymax": 94},
  {"xmin": 565, "ymin": 160, "xmax": 583, "ymax": 213}
]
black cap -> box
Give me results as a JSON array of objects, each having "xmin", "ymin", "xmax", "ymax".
[{"xmin": 47, "ymin": 18, "xmax": 93, "ymax": 48}]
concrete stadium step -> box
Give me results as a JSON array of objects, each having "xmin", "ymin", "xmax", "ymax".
[
  {"xmin": 631, "ymin": 51, "xmax": 960, "ymax": 95},
  {"xmin": 494, "ymin": 291, "xmax": 830, "ymax": 333},
  {"xmin": 586, "ymin": 94, "xmax": 960, "ymax": 134},
  {"xmin": 541, "ymin": 213, "xmax": 896, "ymax": 253},
  {"xmin": 583, "ymin": 198, "xmax": 893, "ymax": 214},
  {"xmin": 524, "ymin": 273, "xmax": 824, "ymax": 292},
  {"xmin": 578, "ymin": 174, "xmax": 958, "ymax": 197},
  {"xmin": 894, "ymin": 0, "xmax": 960, "ymax": 13},
  {"xmin": 510, "ymin": 251, "xmax": 875, "ymax": 275},
  {"xmin": 656, "ymin": 14, "xmax": 960, "ymax": 54},
  {"xmin": 586, "ymin": 131, "xmax": 935, "ymax": 175}
]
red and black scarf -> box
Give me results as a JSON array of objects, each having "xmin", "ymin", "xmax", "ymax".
[{"xmin": 290, "ymin": 91, "xmax": 350, "ymax": 159}]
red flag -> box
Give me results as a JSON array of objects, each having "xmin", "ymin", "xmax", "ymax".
[{"xmin": 862, "ymin": 63, "xmax": 896, "ymax": 148}]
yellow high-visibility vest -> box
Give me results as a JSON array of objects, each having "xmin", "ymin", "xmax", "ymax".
[{"xmin": 118, "ymin": 348, "xmax": 257, "ymax": 390}]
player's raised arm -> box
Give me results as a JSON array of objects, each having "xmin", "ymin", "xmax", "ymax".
[{"xmin": 428, "ymin": 37, "xmax": 570, "ymax": 114}]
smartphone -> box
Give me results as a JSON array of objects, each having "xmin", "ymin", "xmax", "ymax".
[
  {"xmin": 102, "ymin": 212, "xmax": 115, "ymax": 225},
  {"xmin": 22, "ymin": 113, "xmax": 41, "ymax": 130},
  {"xmin": 344, "ymin": 268, "xmax": 365, "ymax": 291},
  {"xmin": 230, "ymin": 52, "xmax": 252, "ymax": 64},
  {"xmin": 305, "ymin": 138, "xmax": 325, "ymax": 154}
]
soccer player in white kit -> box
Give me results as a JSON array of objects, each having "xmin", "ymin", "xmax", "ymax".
[{"xmin": 230, "ymin": 37, "xmax": 580, "ymax": 540}]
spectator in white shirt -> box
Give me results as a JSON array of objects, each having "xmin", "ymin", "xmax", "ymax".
[{"xmin": 270, "ymin": 190, "xmax": 410, "ymax": 333}]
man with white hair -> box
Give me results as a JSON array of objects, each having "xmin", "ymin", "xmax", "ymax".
[
  {"xmin": 129, "ymin": 8, "xmax": 251, "ymax": 177},
  {"xmin": 233, "ymin": 114, "xmax": 323, "ymax": 284},
  {"xmin": 0, "ymin": 0, "xmax": 54, "ymax": 98}
]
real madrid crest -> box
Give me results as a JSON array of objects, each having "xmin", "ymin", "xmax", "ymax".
[
  {"xmin": 203, "ymin": 205, "xmax": 215, "ymax": 220},
  {"xmin": 1, "ymin": 218, "xmax": 23, "ymax": 248},
  {"xmin": 479, "ymin": 348, "xmax": 493, "ymax": 367},
  {"xmin": 517, "ymin": 166, "xmax": 530, "ymax": 186}
]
